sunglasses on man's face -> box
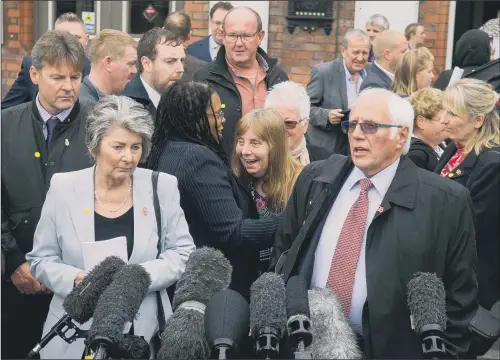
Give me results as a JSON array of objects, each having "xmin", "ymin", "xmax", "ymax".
[{"xmin": 341, "ymin": 120, "xmax": 402, "ymax": 134}]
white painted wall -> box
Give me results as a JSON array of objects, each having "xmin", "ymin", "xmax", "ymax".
[
  {"xmin": 208, "ymin": 1, "xmax": 269, "ymax": 52},
  {"xmin": 354, "ymin": 1, "xmax": 419, "ymax": 34}
]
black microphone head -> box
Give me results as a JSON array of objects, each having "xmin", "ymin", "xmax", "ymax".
[
  {"xmin": 172, "ymin": 247, "xmax": 232, "ymax": 310},
  {"xmin": 286, "ymin": 275, "xmax": 310, "ymax": 318},
  {"xmin": 249, "ymin": 272, "xmax": 287, "ymax": 337},
  {"xmin": 87, "ymin": 264, "xmax": 151, "ymax": 351},
  {"xmin": 407, "ymin": 272, "xmax": 447, "ymax": 333},
  {"xmin": 158, "ymin": 309, "xmax": 211, "ymax": 360},
  {"xmin": 63, "ymin": 256, "xmax": 126, "ymax": 324},
  {"xmin": 205, "ymin": 289, "xmax": 250, "ymax": 351}
]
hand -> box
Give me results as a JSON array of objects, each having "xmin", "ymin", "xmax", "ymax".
[
  {"xmin": 11, "ymin": 262, "xmax": 45, "ymax": 295},
  {"xmin": 74, "ymin": 271, "xmax": 86, "ymax": 287},
  {"xmin": 328, "ymin": 109, "xmax": 344, "ymax": 125}
]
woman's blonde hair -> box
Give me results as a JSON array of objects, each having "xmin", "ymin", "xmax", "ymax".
[
  {"xmin": 443, "ymin": 78, "xmax": 500, "ymax": 154},
  {"xmin": 232, "ymin": 108, "xmax": 303, "ymax": 212},
  {"xmin": 392, "ymin": 47, "xmax": 434, "ymax": 96},
  {"xmin": 408, "ymin": 87, "xmax": 443, "ymax": 128}
]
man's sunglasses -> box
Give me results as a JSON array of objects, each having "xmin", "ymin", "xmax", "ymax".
[{"xmin": 341, "ymin": 120, "xmax": 403, "ymax": 134}]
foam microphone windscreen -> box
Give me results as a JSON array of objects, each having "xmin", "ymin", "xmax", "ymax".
[
  {"xmin": 172, "ymin": 247, "xmax": 233, "ymax": 310},
  {"xmin": 63, "ymin": 256, "xmax": 126, "ymax": 324},
  {"xmin": 205, "ymin": 289, "xmax": 250, "ymax": 349},
  {"xmin": 87, "ymin": 264, "xmax": 152, "ymax": 347},
  {"xmin": 406, "ymin": 272, "xmax": 447, "ymax": 333},
  {"xmin": 307, "ymin": 287, "xmax": 362, "ymax": 359},
  {"xmin": 250, "ymin": 272, "xmax": 287, "ymax": 337},
  {"xmin": 286, "ymin": 275, "xmax": 310, "ymax": 318}
]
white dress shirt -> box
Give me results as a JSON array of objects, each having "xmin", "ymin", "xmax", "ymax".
[
  {"xmin": 209, "ymin": 35, "xmax": 220, "ymax": 60},
  {"xmin": 343, "ymin": 60, "xmax": 366, "ymax": 109},
  {"xmin": 140, "ymin": 75, "xmax": 161, "ymax": 108},
  {"xmin": 35, "ymin": 94, "xmax": 74, "ymax": 140},
  {"xmin": 311, "ymin": 158, "xmax": 400, "ymax": 334},
  {"xmin": 374, "ymin": 61, "xmax": 395, "ymax": 81}
]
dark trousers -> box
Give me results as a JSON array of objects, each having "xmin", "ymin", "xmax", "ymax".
[{"xmin": 1, "ymin": 279, "xmax": 52, "ymax": 359}]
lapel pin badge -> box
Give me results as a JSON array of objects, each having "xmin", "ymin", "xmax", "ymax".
[
  {"xmin": 34, "ymin": 151, "xmax": 41, "ymax": 158},
  {"xmin": 377, "ymin": 206, "xmax": 384, "ymax": 213},
  {"xmin": 456, "ymin": 169, "xmax": 462, "ymax": 175},
  {"xmin": 448, "ymin": 173, "xmax": 454, "ymax": 177},
  {"xmin": 143, "ymin": 207, "xmax": 148, "ymax": 216},
  {"xmin": 83, "ymin": 208, "xmax": 89, "ymax": 215},
  {"xmin": 65, "ymin": 139, "xmax": 70, "ymax": 146}
]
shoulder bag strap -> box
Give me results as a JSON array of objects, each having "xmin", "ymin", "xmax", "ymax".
[{"xmin": 151, "ymin": 171, "xmax": 167, "ymax": 335}]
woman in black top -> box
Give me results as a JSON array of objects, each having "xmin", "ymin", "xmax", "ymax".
[
  {"xmin": 147, "ymin": 82, "xmax": 281, "ymax": 300},
  {"xmin": 407, "ymin": 87, "xmax": 447, "ymax": 171}
]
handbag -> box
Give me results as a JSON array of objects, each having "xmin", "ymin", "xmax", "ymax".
[{"xmin": 150, "ymin": 171, "xmax": 167, "ymax": 356}]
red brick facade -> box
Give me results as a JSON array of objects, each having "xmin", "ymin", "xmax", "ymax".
[{"xmin": 0, "ymin": 0, "xmax": 450, "ymax": 97}]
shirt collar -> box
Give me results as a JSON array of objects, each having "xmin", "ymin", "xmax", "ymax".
[
  {"xmin": 227, "ymin": 52, "xmax": 269, "ymax": 77},
  {"xmin": 209, "ymin": 35, "xmax": 220, "ymax": 49},
  {"xmin": 35, "ymin": 94, "xmax": 74, "ymax": 123},
  {"xmin": 140, "ymin": 75, "xmax": 161, "ymax": 108},
  {"xmin": 342, "ymin": 59, "xmax": 366, "ymax": 82},
  {"xmin": 374, "ymin": 61, "xmax": 395, "ymax": 81},
  {"xmin": 346, "ymin": 157, "xmax": 400, "ymax": 198}
]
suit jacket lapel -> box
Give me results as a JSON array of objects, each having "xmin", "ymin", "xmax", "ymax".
[
  {"xmin": 70, "ymin": 166, "xmax": 95, "ymax": 244},
  {"xmin": 128, "ymin": 171, "xmax": 155, "ymax": 264},
  {"xmin": 336, "ymin": 60, "xmax": 348, "ymax": 110}
]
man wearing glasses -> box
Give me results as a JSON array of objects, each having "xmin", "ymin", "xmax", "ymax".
[
  {"xmin": 270, "ymin": 88, "xmax": 478, "ymax": 358},
  {"xmin": 194, "ymin": 6, "xmax": 288, "ymax": 160},
  {"xmin": 187, "ymin": 1, "xmax": 234, "ymax": 62}
]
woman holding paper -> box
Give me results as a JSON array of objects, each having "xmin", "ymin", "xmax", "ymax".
[{"xmin": 26, "ymin": 95, "xmax": 195, "ymax": 359}]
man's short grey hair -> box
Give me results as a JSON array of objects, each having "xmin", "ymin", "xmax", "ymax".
[
  {"xmin": 356, "ymin": 88, "xmax": 414, "ymax": 154},
  {"xmin": 31, "ymin": 30, "xmax": 85, "ymax": 71},
  {"xmin": 85, "ymin": 95, "xmax": 154, "ymax": 162},
  {"xmin": 341, "ymin": 29, "xmax": 370, "ymax": 49},
  {"xmin": 54, "ymin": 12, "xmax": 85, "ymax": 27},
  {"xmin": 366, "ymin": 14, "xmax": 390, "ymax": 30},
  {"xmin": 264, "ymin": 81, "xmax": 311, "ymax": 123}
]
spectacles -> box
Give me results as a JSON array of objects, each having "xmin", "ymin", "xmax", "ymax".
[
  {"xmin": 341, "ymin": 120, "xmax": 402, "ymax": 134},
  {"xmin": 224, "ymin": 31, "xmax": 260, "ymax": 43},
  {"xmin": 284, "ymin": 119, "xmax": 306, "ymax": 130}
]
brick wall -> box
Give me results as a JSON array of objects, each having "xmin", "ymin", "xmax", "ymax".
[
  {"xmin": 418, "ymin": 1, "xmax": 450, "ymax": 73},
  {"xmin": 1, "ymin": 0, "xmax": 34, "ymax": 100},
  {"xmin": 185, "ymin": 1, "xmax": 210, "ymax": 42}
]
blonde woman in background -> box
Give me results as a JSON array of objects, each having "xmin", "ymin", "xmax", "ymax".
[
  {"xmin": 407, "ymin": 87, "xmax": 447, "ymax": 171},
  {"xmin": 392, "ymin": 47, "xmax": 435, "ymax": 97},
  {"xmin": 435, "ymin": 78, "xmax": 500, "ymax": 311}
]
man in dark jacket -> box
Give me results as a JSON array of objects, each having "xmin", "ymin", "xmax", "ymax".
[
  {"xmin": 1, "ymin": 30, "xmax": 93, "ymax": 359},
  {"xmin": 270, "ymin": 88, "xmax": 478, "ymax": 358},
  {"xmin": 434, "ymin": 29, "xmax": 492, "ymax": 90},
  {"xmin": 1, "ymin": 12, "xmax": 91, "ymax": 110},
  {"xmin": 122, "ymin": 27, "xmax": 184, "ymax": 117},
  {"xmin": 194, "ymin": 6, "xmax": 288, "ymax": 159}
]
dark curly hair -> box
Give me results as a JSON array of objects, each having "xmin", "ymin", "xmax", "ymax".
[{"xmin": 146, "ymin": 81, "xmax": 226, "ymax": 169}]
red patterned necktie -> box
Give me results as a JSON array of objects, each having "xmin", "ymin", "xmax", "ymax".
[{"xmin": 326, "ymin": 178, "xmax": 373, "ymax": 318}]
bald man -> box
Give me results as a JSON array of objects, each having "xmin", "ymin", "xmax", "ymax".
[
  {"xmin": 360, "ymin": 30, "xmax": 408, "ymax": 91},
  {"xmin": 194, "ymin": 6, "xmax": 288, "ymax": 159}
]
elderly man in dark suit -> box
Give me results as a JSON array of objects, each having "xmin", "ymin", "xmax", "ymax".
[
  {"xmin": 1, "ymin": 12, "xmax": 91, "ymax": 110},
  {"xmin": 187, "ymin": 1, "xmax": 233, "ymax": 62},
  {"xmin": 164, "ymin": 11, "xmax": 206, "ymax": 81},
  {"xmin": 270, "ymin": 88, "xmax": 478, "ymax": 358},
  {"xmin": 122, "ymin": 27, "xmax": 184, "ymax": 117},
  {"xmin": 306, "ymin": 29, "xmax": 370, "ymax": 158},
  {"xmin": 360, "ymin": 30, "xmax": 408, "ymax": 91}
]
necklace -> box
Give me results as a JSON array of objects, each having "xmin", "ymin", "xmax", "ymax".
[{"xmin": 94, "ymin": 180, "xmax": 132, "ymax": 213}]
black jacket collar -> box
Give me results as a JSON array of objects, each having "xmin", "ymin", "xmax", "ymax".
[
  {"xmin": 31, "ymin": 97, "xmax": 81, "ymax": 126},
  {"xmin": 122, "ymin": 73, "xmax": 151, "ymax": 106}
]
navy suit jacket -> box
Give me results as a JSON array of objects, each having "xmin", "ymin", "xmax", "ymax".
[
  {"xmin": 186, "ymin": 36, "xmax": 212, "ymax": 63},
  {"xmin": 2, "ymin": 56, "xmax": 91, "ymax": 110},
  {"xmin": 360, "ymin": 63, "xmax": 393, "ymax": 91}
]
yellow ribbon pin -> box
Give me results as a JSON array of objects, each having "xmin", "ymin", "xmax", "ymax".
[
  {"xmin": 34, "ymin": 152, "xmax": 40, "ymax": 158},
  {"xmin": 83, "ymin": 208, "xmax": 89, "ymax": 215},
  {"xmin": 221, "ymin": 104, "xmax": 226, "ymax": 109}
]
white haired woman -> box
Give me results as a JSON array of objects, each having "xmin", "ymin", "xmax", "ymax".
[
  {"xmin": 26, "ymin": 95, "xmax": 195, "ymax": 358},
  {"xmin": 264, "ymin": 81, "xmax": 313, "ymax": 165}
]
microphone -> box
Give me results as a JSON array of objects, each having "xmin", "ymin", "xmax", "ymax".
[
  {"xmin": 307, "ymin": 287, "xmax": 362, "ymax": 359},
  {"xmin": 286, "ymin": 276, "xmax": 312, "ymax": 359},
  {"xmin": 250, "ymin": 272, "xmax": 287, "ymax": 359},
  {"xmin": 157, "ymin": 247, "xmax": 233, "ymax": 360},
  {"xmin": 27, "ymin": 256, "xmax": 126, "ymax": 358},
  {"xmin": 205, "ymin": 289, "xmax": 250, "ymax": 359},
  {"xmin": 407, "ymin": 272, "xmax": 447, "ymax": 359},
  {"xmin": 86, "ymin": 264, "xmax": 152, "ymax": 359}
]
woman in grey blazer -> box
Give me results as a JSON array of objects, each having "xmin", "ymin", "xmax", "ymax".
[{"xmin": 26, "ymin": 95, "xmax": 195, "ymax": 359}]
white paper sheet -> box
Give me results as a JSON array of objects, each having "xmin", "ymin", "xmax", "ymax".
[{"xmin": 81, "ymin": 236, "xmax": 128, "ymax": 271}]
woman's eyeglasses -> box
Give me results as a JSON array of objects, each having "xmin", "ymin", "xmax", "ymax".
[{"xmin": 341, "ymin": 120, "xmax": 403, "ymax": 134}]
